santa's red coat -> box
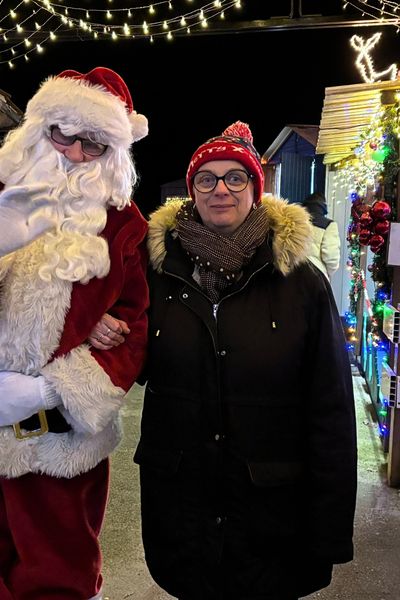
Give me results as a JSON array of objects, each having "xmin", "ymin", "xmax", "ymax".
[{"xmin": 0, "ymin": 200, "xmax": 149, "ymax": 479}]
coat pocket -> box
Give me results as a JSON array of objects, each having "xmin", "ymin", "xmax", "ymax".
[
  {"xmin": 245, "ymin": 461, "xmax": 306, "ymax": 543},
  {"xmin": 247, "ymin": 460, "xmax": 304, "ymax": 488},
  {"xmin": 134, "ymin": 439, "xmax": 183, "ymax": 476}
]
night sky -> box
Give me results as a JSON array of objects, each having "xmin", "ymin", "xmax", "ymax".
[{"xmin": 2, "ymin": 14, "xmax": 400, "ymax": 216}]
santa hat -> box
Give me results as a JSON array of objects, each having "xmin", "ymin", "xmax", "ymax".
[
  {"xmin": 24, "ymin": 66, "xmax": 148, "ymax": 150},
  {"xmin": 186, "ymin": 121, "xmax": 265, "ymax": 204}
]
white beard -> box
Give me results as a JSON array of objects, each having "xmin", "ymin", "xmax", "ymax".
[{"xmin": 11, "ymin": 141, "xmax": 112, "ymax": 284}]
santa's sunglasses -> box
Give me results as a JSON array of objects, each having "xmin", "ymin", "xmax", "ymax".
[{"xmin": 49, "ymin": 125, "xmax": 108, "ymax": 157}]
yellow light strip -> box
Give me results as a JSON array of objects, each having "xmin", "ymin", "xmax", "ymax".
[{"xmin": 1, "ymin": 0, "xmax": 243, "ymax": 66}]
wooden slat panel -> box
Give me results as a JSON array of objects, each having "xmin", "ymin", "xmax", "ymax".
[{"xmin": 316, "ymin": 79, "xmax": 400, "ymax": 164}]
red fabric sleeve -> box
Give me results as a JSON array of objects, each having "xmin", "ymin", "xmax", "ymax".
[{"xmin": 88, "ymin": 238, "xmax": 149, "ymax": 392}]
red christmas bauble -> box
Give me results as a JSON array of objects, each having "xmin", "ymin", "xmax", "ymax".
[
  {"xmin": 371, "ymin": 201, "xmax": 391, "ymax": 220},
  {"xmin": 369, "ymin": 234, "xmax": 385, "ymax": 253},
  {"xmin": 359, "ymin": 229, "xmax": 371, "ymax": 245},
  {"xmin": 359, "ymin": 212, "xmax": 373, "ymax": 227},
  {"xmin": 374, "ymin": 219, "xmax": 390, "ymax": 236},
  {"xmin": 351, "ymin": 199, "xmax": 366, "ymax": 219},
  {"xmin": 369, "ymin": 142, "xmax": 378, "ymax": 150}
]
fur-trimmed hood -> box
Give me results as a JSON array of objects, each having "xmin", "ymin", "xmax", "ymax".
[{"xmin": 147, "ymin": 196, "xmax": 313, "ymax": 276}]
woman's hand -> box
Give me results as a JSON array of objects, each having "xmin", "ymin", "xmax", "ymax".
[{"xmin": 88, "ymin": 313, "xmax": 130, "ymax": 350}]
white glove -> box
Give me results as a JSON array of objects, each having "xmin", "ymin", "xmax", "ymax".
[
  {"xmin": 0, "ymin": 183, "xmax": 59, "ymax": 257},
  {"xmin": 0, "ymin": 371, "xmax": 61, "ymax": 427}
]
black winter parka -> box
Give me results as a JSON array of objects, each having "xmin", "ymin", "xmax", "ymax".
[{"xmin": 134, "ymin": 197, "xmax": 357, "ymax": 600}]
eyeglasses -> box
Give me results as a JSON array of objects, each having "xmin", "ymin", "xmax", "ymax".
[
  {"xmin": 192, "ymin": 169, "xmax": 253, "ymax": 194},
  {"xmin": 49, "ymin": 125, "xmax": 108, "ymax": 157}
]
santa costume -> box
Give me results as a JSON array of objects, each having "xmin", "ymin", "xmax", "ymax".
[{"xmin": 0, "ymin": 67, "xmax": 149, "ymax": 599}]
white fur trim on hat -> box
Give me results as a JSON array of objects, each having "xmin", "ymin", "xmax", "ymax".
[
  {"xmin": 25, "ymin": 76, "xmax": 147, "ymax": 149},
  {"xmin": 129, "ymin": 111, "xmax": 149, "ymax": 142}
]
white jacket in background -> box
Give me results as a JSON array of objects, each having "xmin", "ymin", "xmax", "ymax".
[{"xmin": 308, "ymin": 221, "xmax": 340, "ymax": 280}]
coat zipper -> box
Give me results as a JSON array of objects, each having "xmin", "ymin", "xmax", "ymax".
[
  {"xmin": 163, "ymin": 262, "xmax": 271, "ymax": 444},
  {"xmin": 210, "ymin": 261, "xmax": 271, "ymax": 321},
  {"xmin": 165, "ymin": 261, "xmax": 270, "ymax": 322},
  {"xmin": 213, "ymin": 303, "xmax": 218, "ymax": 319}
]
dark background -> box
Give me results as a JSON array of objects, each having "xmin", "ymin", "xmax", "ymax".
[{"xmin": 1, "ymin": 0, "xmax": 399, "ymax": 215}]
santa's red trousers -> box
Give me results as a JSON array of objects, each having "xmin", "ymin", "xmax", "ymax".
[{"xmin": 0, "ymin": 459, "xmax": 109, "ymax": 600}]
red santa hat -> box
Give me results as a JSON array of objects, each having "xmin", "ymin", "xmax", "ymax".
[
  {"xmin": 186, "ymin": 121, "xmax": 265, "ymax": 204},
  {"xmin": 24, "ymin": 66, "xmax": 148, "ymax": 150}
]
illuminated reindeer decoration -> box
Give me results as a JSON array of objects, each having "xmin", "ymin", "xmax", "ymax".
[{"xmin": 350, "ymin": 32, "xmax": 397, "ymax": 83}]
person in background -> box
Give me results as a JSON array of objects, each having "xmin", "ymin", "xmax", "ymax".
[
  {"xmin": 0, "ymin": 67, "xmax": 149, "ymax": 599},
  {"xmin": 302, "ymin": 191, "xmax": 341, "ymax": 281},
  {"xmin": 90, "ymin": 121, "xmax": 357, "ymax": 600}
]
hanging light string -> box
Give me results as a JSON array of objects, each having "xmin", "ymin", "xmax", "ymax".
[
  {"xmin": 0, "ymin": 8, "xmax": 63, "ymax": 68},
  {"xmin": 0, "ymin": 0, "xmax": 242, "ymax": 67},
  {"xmin": 342, "ymin": 0, "xmax": 400, "ymax": 30},
  {"xmin": 38, "ymin": 0, "xmax": 186, "ymax": 16}
]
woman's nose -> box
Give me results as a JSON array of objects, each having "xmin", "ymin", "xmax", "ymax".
[
  {"xmin": 214, "ymin": 178, "xmax": 229, "ymax": 193},
  {"xmin": 65, "ymin": 140, "xmax": 85, "ymax": 163}
]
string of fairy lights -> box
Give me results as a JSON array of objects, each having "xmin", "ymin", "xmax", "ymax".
[
  {"xmin": 342, "ymin": 0, "xmax": 400, "ymax": 30},
  {"xmin": 0, "ymin": 0, "xmax": 243, "ymax": 67},
  {"xmin": 331, "ymin": 32, "xmax": 400, "ymax": 436},
  {"xmin": 337, "ymin": 94, "xmax": 399, "ymax": 437}
]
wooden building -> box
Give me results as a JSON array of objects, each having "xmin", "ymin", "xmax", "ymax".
[
  {"xmin": 261, "ymin": 124, "xmax": 325, "ymax": 204},
  {"xmin": 316, "ymin": 78, "xmax": 400, "ymax": 486},
  {"xmin": 0, "ymin": 89, "xmax": 22, "ymax": 138}
]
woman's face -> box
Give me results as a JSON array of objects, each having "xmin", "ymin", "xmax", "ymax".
[{"xmin": 192, "ymin": 160, "xmax": 254, "ymax": 236}]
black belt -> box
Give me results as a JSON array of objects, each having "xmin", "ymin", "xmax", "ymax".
[{"xmin": 18, "ymin": 408, "xmax": 71, "ymax": 436}]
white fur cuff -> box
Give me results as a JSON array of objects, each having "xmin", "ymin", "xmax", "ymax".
[{"xmin": 41, "ymin": 345, "xmax": 125, "ymax": 435}]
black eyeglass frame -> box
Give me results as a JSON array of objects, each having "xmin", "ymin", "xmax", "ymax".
[
  {"xmin": 49, "ymin": 125, "xmax": 108, "ymax": 157},
  {"xmin": 192, "ymin": 169, "xmax": 254, "ymax": 194}
]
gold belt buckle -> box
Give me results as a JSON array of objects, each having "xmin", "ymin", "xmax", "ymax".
[{"xmin": 13, "ymin": 410, "xmax": 49, "ymax": 440}]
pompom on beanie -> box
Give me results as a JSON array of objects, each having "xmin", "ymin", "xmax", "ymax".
[{"xmin": 186, "ymin": 121, "xmax": 264, "ymax": 204}]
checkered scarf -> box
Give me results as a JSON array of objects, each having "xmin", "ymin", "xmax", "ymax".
[{"xmin": 176, "ymin": 200, "xmax": 268, "ymax": 302}]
